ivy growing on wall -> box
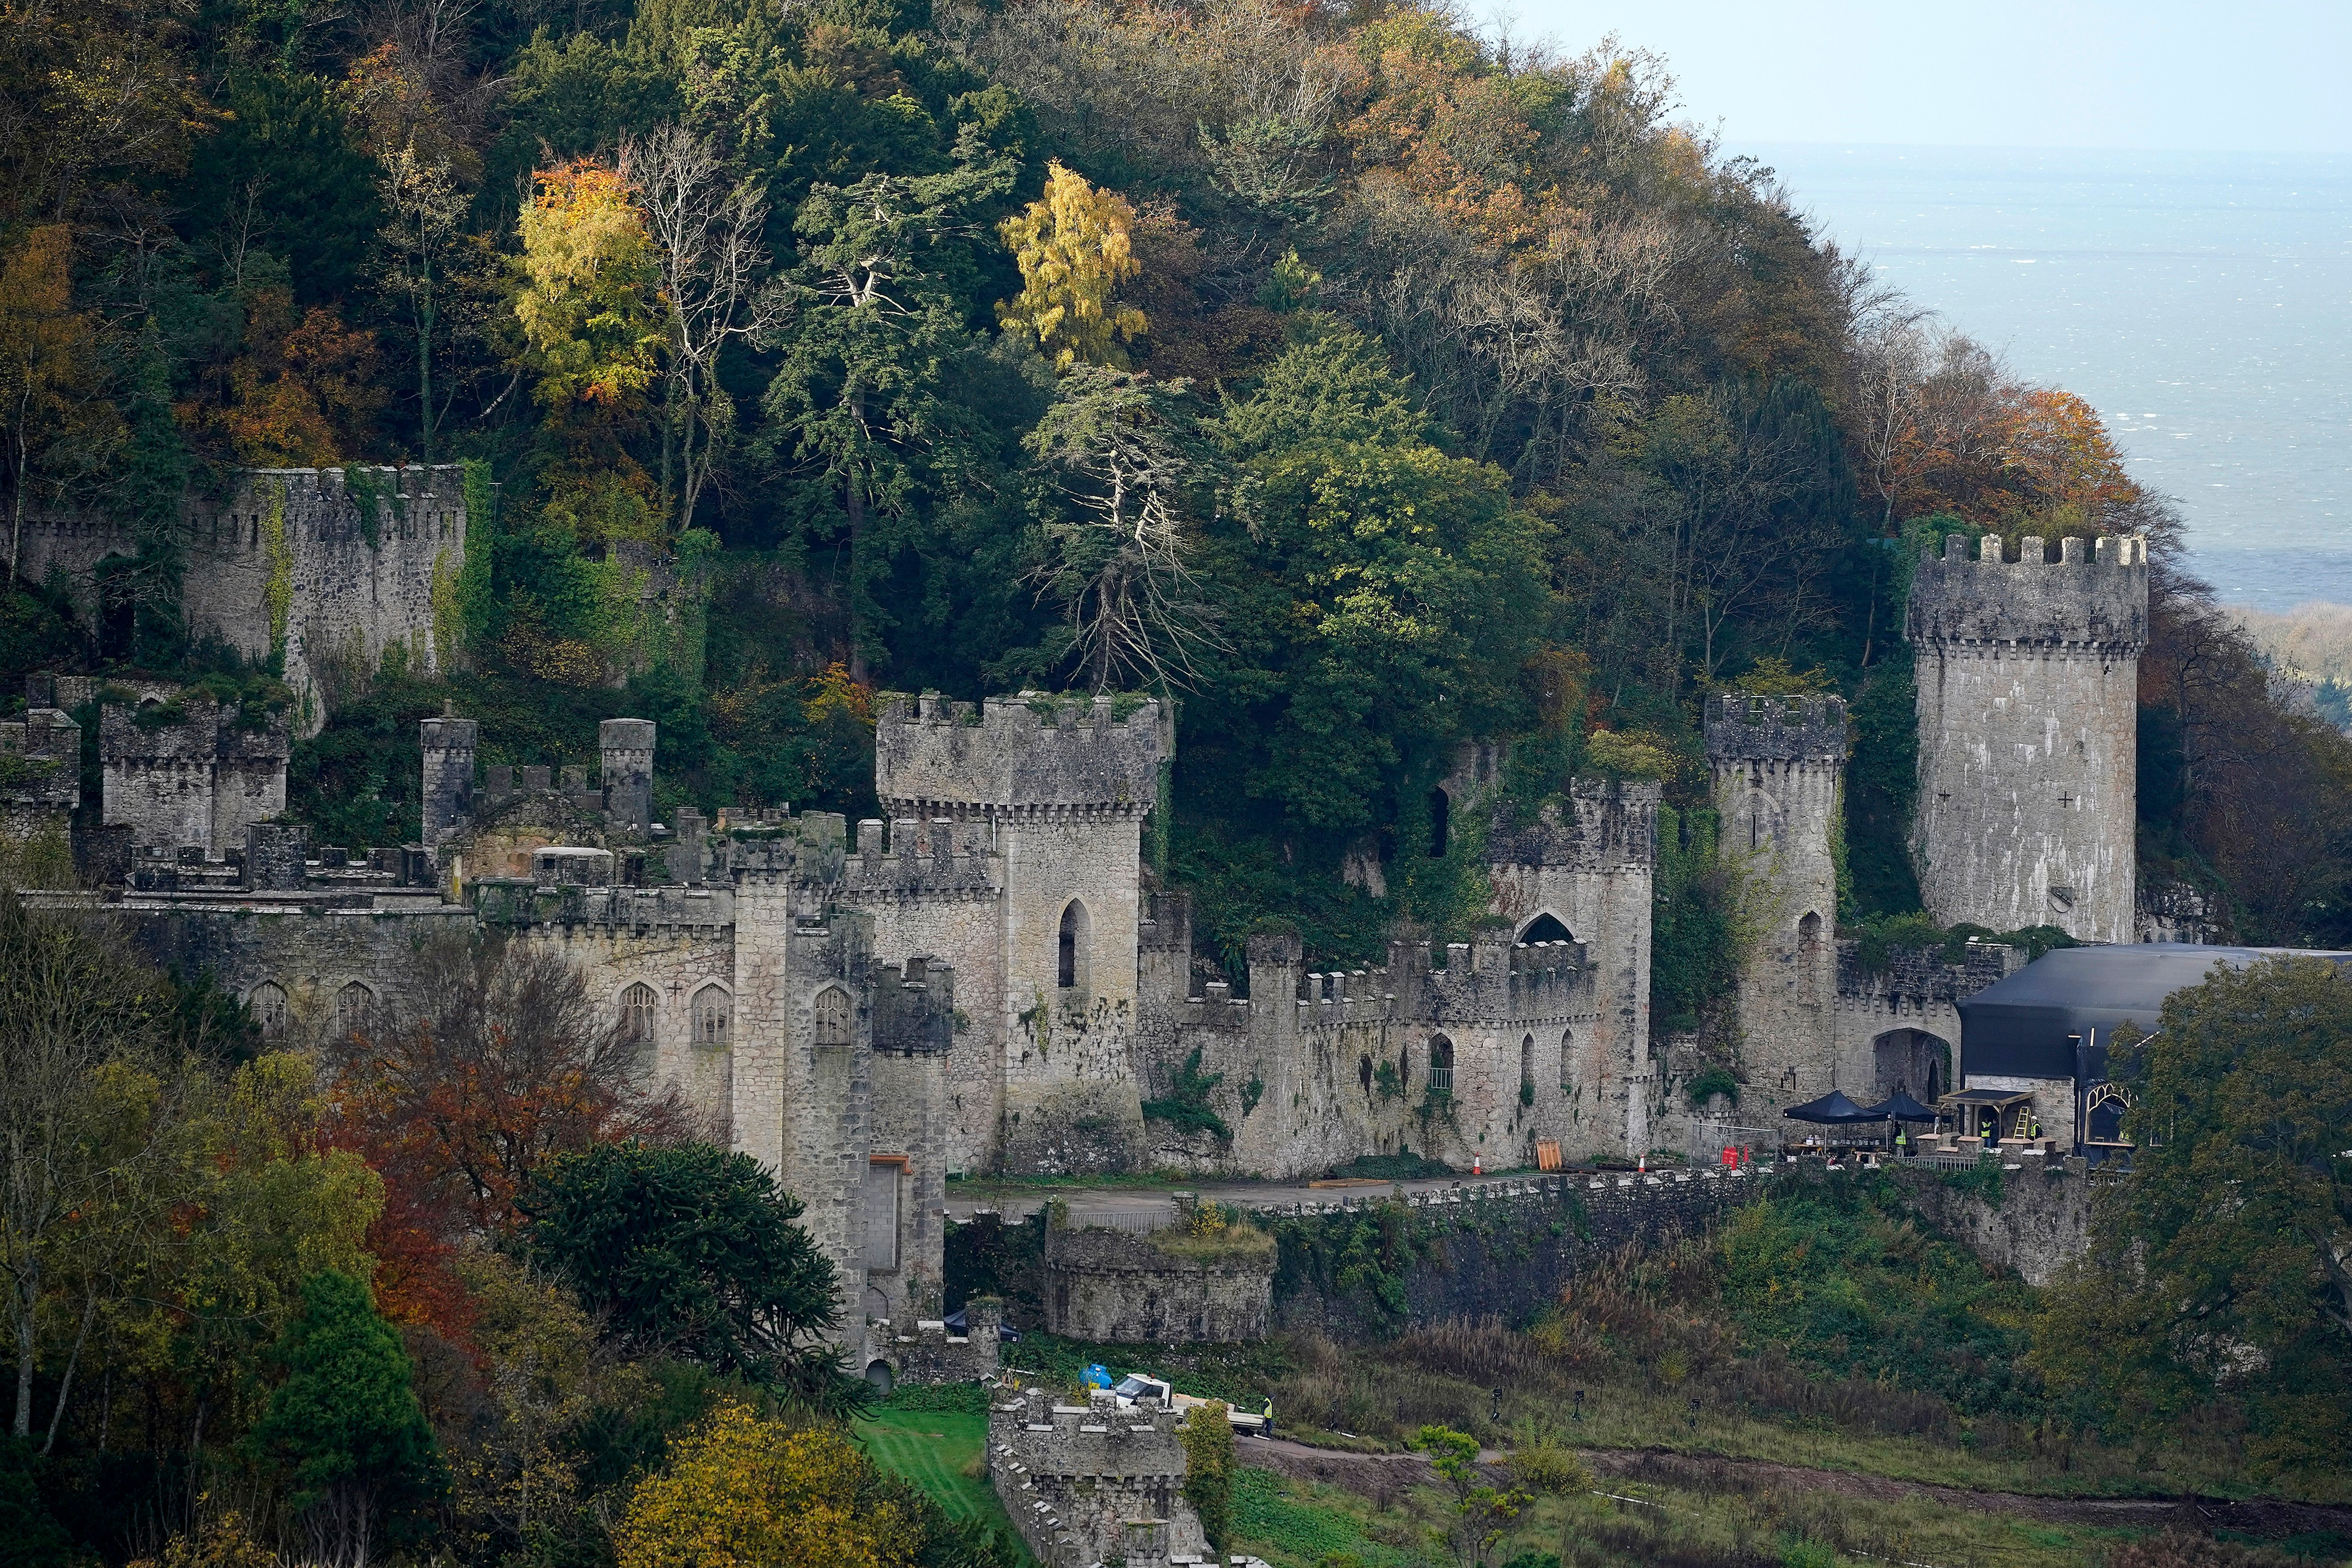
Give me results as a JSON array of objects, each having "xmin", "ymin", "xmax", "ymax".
[{"xmin": 261, "ymin": 478, "xmax": 292, "ymax": 667}]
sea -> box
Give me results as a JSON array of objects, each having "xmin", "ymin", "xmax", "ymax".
[{"xmin": 1734, "ymin": 143, "xmax": 2352, "ymax": 611}]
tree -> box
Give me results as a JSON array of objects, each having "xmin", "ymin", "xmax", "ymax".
[
  {"xmin": 1021, "ymin": 365, "xmax": 1219, "ymax": 692},
  {"xmin": 513, "ymin": 158, "xmax": 665, "ymax": 414},
  {"xmin": 1177, "ymin": 1399, "xmax": 1234, "ymax": 1560},
  {"xmin": 246, "ymin": 1270, "xmax": 447, "ymax": 1568},
  {"xmin": 0, "ymin": 892, "xmax": 183, "ymax": 1441},
  {"xmin": 520, "ymin": 1142, "xmax": 851, "ymax": 1406},
  {"xmin": 176, "ymin": 287, "xmax": 385, "ymax": 467},
  {"xmin": 329, "ymin": 934, "xmax": 686, "ymax": 1329},
  {"xmin": 996, "ymin": 160, "xmax": 1148, "ymax": 371},
  {"xmin": 2033, "ymin": 956, "xmax": 2352, "ymax": 1479},
  {"xmin": 1410, "ymin": 1423, "xmax": 1526, "ymax": 1568},
  {"xmin": 0, "ymin": 227, "xmax": 112, "ymax": 585},
  {"xmin": 626, "ymin": 122, "xmax": 783, "ymax": 531},
  {"xmin": 762, "ymin": 124, "xmax": 1015, "ymax": 675},
  {"xmin": 611, "ymin": 1401, "xmax": 919, "ymax": 1568}
]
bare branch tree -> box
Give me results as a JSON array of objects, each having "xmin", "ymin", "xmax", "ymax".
[{"xmin": 626, "ymin": 123, "xmax": 784, "ymax": 532}]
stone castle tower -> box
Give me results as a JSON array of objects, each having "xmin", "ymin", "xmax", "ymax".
[
  {"xmin": 1907, "ymin": 532, "xmax": 2149, "ymax": 944},
  {"xmin": 866, "ymin": 693, "xmax": 1170, "ymax": 1175},
  {"xmin": 1706, "ymin": 693, "xmax": 1846, "ymax": 1100}
]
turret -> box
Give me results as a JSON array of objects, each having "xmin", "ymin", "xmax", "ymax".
[
  {"xmin": 1906, "ymin": 533, "xmax": 2147, "ymax": 944},
  {"xmin": 599, "ymin": 718, "xmax": 656, "ymax": 833},
  {"xmin": 419, "ymin": 713, "xmax": 477, "ymax": 844},
  {"xmin": 1706, "ymin": 692, "xmax": 1848, "ymax": 1104}
]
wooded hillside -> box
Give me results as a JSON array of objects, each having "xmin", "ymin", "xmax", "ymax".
[{"xmin": 7, "ymin": 0, "xmax": 2352, "ymax": 997}]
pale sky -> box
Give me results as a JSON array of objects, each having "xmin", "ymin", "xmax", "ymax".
[{"xmin": 1502, "ymin": 0, "xmax": 2352, "ymax": 153}]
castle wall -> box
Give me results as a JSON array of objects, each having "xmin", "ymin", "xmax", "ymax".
[
  {"xmin": 1707, "ymin": 694, "xmax": 1847, "ymax": 1108},
  {"xmin": 0, "ymin": 709, "xmax": 79, "ymax": 839},
  {"xmin": 730, "ymin": 875, "xmax": 874, "ymax": 1340},
  {"xmin": 20, "ymin": 466, "xmax": 465, "ymax": 734},
  {"xmin": 1043, "ymin": 1224, "xmax": 1275, "ymax": 1343},
  {"xmin": 1484, "ymin": 780, "xmax": 1662, "ymax": 1158},
  {"xmin": 1160, "ymin": 934, "xmax": 1598, "ymax": 1179},
  {"xmin": 844, "ymin": 818, "xmax": 1005, "ymax": 1175},
  {"xmin": 868, "ymin": 956, "xmax": 958, "ymax": 1328},
  {"xmin": 873, "ymin": 693, "xmax": 1168, "ymax": 1177},
  {"xmin": 1908, "ymin": 534, "xmax": 2147, "ymax": 943},
  {"xmin": 989, "ymin": 1386, "xmax": 1206, "ymax": 1568}
]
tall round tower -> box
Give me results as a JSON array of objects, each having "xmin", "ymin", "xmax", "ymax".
[
  {"xmin": 1706, "ymin": 693, "xmax": 1848, "ymax": 1103},
  {"xmin": 1906, "ymin": 532, "xmax": 2148, "ymax": 944}
]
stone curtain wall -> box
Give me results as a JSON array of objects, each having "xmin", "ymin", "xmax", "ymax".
[
  {"xmin": 1043, "ymin": 1225, "xmax": 1276, "ymax": 1343},
  {"xmin": 1269, "ymin": 1167, "xmax": 1773, "ymax": 1341},
  {"xmin": 19, "ymin": 467, "xmax": 467, "ymax": 734},
  {"xmin": 1908, "ymin": 534, "xmax": 2148, "ymax": 944},
  {"xmin": 988, "ymin": 1385, "xmax": 1207, "ymax": 1568}
]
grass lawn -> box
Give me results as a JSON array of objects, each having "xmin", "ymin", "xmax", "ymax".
[{"xmin": 855, "ymin": 1406, "xmax": 1015, "ymax": 1529}]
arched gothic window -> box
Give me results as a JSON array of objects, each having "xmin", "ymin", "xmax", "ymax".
[
  {"xmin": 693, "ymin": 985, "xmax": 730, "ymax": 1048},
  {"xmin": 1560, "ymin": 1027, "xmax": 1575, "ymax": 1091},
  {"xmin": 1358, "ymin": 1054, "xmax": 1374, "ymax": 1095},
  {"xmin": 1520, "ymin": 1035, "xmax": 1535, "ymax": 1092},
  {"xmin": 1057, "ymin": 900, "xmax": 1091, "ymax": 990},
  {"xmin": 619, "ymin": 984, "xmax": 657, "ymax": 1046},
  {"xmin": 1397, "ymin": 1046, "xmax": 1411, "ymax": 1095},
  {"xmin": 1520, "ymin": 912, "xmax": 1573, "ymax": 945},
  {"xmin": 1798, "ymin": 911, "xmax": 1823, "ymax": 949},
  {"xmin": 814, "ymin": 985, "xmax": 852, "ymax": 1046},
  {"xmin": 336, "ymin": 981, "xmax": 374, "ymax": 1037},
  {"xmin": 1428, "ymin": 1035, "xmax": 1455, "ymax": 1094},
  {"xmin": 250, "ymin": 981, "xmax": 288, "ymax": 1036}
]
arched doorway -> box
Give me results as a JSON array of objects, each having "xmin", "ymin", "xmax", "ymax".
[
  {"xmin": 1428, "ymin": 1034, "xmax": 1455, "ymax": 1093},
  {"xmin": 1870, "ymin": 1028, "xmax": 1949, "ymax": 1102}
]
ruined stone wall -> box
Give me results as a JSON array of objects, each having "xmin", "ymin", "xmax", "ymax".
[
  {"xmin": 100, "ymin": 691, "xmax": 290, "ymax": 856},
  {"xmin": 1484, "ymin": 779, "xmax": 1662, "ymax": 1158},
  {"xmin": 21, "ymin": 467, "xmax": 466, "ymax": 735},
  {"xmin": 1043, "ymin": 1224, "xmax": 1274, "ymax": 1343},
  {"xmin": 884, "ymin": 1299, "xmax": 1001, "ymax": 1385},
  {"xmin": 1708, "ymin": 694, "xmax": 1847, "ymax": 1110},
  {"xmin": 1885, "ymin": 1161, "xmax": 2097, "ymax": 1286},
  {"xmin": 1909, "ymin": 533, "xmax": 2147, "ymax": 943},
  {"xmin": 0, "ymin": 708, "xmax": 79, "ymax": 838},
  {"xmin": 989, "ymin": 1386, "xmax": 1206, "ymax": 1568}
]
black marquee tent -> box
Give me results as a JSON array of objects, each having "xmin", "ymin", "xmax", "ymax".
[
  {"xmin": 1782, "ymin": 1090, "xmax": 1875, "ymax": 1125},
  {"xmin": 1955, "ymin": 943, "xmax": 2352, "ymax": 1083}
]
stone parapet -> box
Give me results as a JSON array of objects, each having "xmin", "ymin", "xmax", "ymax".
[
  {"xmin": 887, "ymin": 1299, "xmax": 1002, "ymax": 1384},
  {"xmin": 472, "ymin": 880, "xmax": 735, "ymax": 929},
  {"xmin": 1044, "ymin": 1223, "xmax": 1274, "ymax": 1343},
  {"xmin": 1906, "ymin": 531, "xmax": 2149, "ymax": 652},
  {"xmin": 1835, "ymin": 939, "xmax": 2022, "ymax": 1003},
  {"xmin": 0, "ymin": 708, "xmax": 81, "ymax": 833},
  {"xmin": 989, "ymin": 1385, "xmax": 1205, "ymax": 1568},
  {"xmin": 875, "ymin": 691, "xmax": 1168, "ymax": 815},
  {"xmin": 1703, "ymin": 692, "xmax": 1848, "ymax": 763},
  {"xmin": 1484, "ymin": 777, "xmax": 1662, "ymax": 871}
]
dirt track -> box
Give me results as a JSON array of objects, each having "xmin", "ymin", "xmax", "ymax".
[{"xmin": 1237, "ymin": 1434, "xmax": 2352, "ymax": 1544}]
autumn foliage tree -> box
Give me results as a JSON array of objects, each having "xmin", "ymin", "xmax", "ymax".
[
  {"xmin": 328, "ymin": 934, "xmax": 685, "ymax": 1331},
  {"xmin": 997, "ymin": 160, "xmax": 1147, "ymax": 371},
  {"xmin": 514, "ymin": 158, "xmax": 664, "ymax": 414}
]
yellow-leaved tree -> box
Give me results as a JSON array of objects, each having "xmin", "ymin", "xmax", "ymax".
[
  {"xmin": 513, "ymin": 159, "xmax": 664, "ymax": 412},
  {"xmin": 997, "ymin": 161, "xmax": 1148, "ymax": 371},
  {"xmin": 611, "ymin": 1402, "xmax": 920, "ymax": 1568}
]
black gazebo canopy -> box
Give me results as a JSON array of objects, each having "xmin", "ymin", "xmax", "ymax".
[
  {"xmin": 1783, "ymin": 1090, "xmax": 1874, "ymax": 1125},
  {"xmin": 1859, "ymin": 1090, "xmax": 1939, "ymax": 1122}
]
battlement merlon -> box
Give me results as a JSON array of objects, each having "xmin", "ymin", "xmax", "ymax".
[
  {"xmin": 873, "ymin": 691, "xmax": 1169, "ymax": 815},
  {"xmin": 1703, "ymin": 693, "xmax": 1849, "ymax": 765},
  {"xmin": 872, "ymin": 955, "xmax": 956, "ymax": 1054},
  {"xmin": 1905, "ymin": 533, "xmax": 2150, "ymax": 652}
]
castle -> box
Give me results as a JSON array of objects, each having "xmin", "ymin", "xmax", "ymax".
[{"xmin": 0, "ymin": 511, "xmax": 2176, "ymax": 1376}]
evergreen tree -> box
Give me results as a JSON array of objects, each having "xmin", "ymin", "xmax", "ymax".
[{"xmin": 247, "ymin": 1270, "xmax": 446, "ymax": 1568}]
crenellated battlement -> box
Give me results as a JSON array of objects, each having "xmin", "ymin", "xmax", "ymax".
[
  {"xmin": 874, "ymin": 690, "xmax": 1168, "ymax": 815},
  {"xmin": 988, "ymin": 1385, "xmax": 1204, "ymax": 1568},
  {"xmin": 472, "ymin": 879, "xmax": 735, "ymax": 929},
  {"xmin": 1906, "ymin": 532, "xmax": 2150, "ymax": 652},
  {"xmin": 1704, "ymin": 692, "xmax": 1849, "ymax": 765},
  {"xmin": 839, "ymin": 816, "xmax": 1002, "ymax": 902},
  {"xmin": 1485, "ymin": 776, "xmax": 1662, "ymax": 871},
  {"xmin": 1236, "ymin": 930, "xmax": 1590, "ymax": 1028}
]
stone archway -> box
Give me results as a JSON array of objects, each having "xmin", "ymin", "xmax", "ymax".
[{"xmin": 1869, "ymin": 1028, "xmax": 1950, "ymax": 1102}]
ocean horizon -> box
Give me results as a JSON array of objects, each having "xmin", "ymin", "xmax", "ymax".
[{"xmin": 1736, "ymin": 142, "xmax": 2352, "ymax": 612}]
